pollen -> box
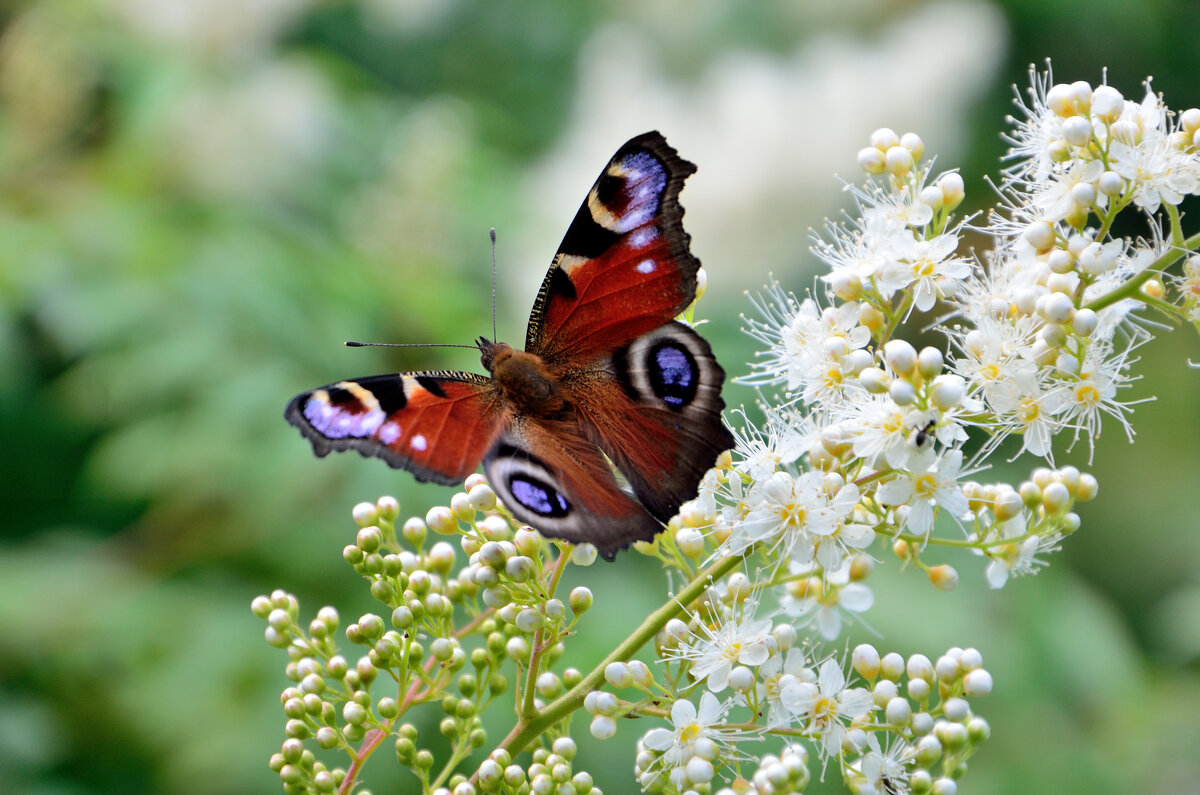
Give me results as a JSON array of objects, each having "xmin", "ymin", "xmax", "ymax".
[{"xmin": 1074, "ymin": 383, "xmax": 1100, "ymax": 405}]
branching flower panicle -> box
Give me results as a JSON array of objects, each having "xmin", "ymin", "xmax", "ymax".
[{"xmin": 254, "ymin": 61, "xmax": 1200, "ymax": 795}]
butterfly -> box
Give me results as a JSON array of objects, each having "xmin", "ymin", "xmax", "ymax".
[{"xmin": 285, "ymin": 131, "xmax": 733, "ymax": 559}]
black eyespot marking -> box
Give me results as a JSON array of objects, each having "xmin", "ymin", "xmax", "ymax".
[
  {"xmin": 596, "ymin": 172, "xmax": 624, "ymax": 205},
  {"xmin": 649, "ymin": 342, "xmax": 698, "ymax": 409},
  {"xmin": 557, "ymin": 203, "xmax": 620, "ymax": 258},
  {"xmin": 369, "ymin": 379, "xmax": 410, "ymax": 414},
  {"xmin": 509, "ymin": 475, "xmax": 570, "ymax": 517},
  {"xmin": 547, "ymin": 266, "xmax": 577, "ymax": 302},
  {"xmin": 324, "ymin": 386, "xmax": 356, "ymax": 406},
  {"xmin": 415, "ymin": 376, "xmax": 447, "ymax": 399}
]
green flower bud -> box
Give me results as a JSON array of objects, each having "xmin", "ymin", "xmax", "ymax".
[
  {"xmin": 391, "ymin": 606, "xmax": 413, "ymax": 629},
  {"xmin": 356, "ymin": 526, "xmax": 382, "ymax": 553},
  {"xmin": 569, "ymin": 587, "xmax": 593, "ymax": 614},
  {"xmin": 369, "ymin": 579, "xmax": 393, "ymax": 603},
  {"xmin": 251, "ymin": 595, "xmax": 273, "ymax": 618},
  {"xmin": 401, "ymin": 517, "xmax": 427, "ymax": 546},
  {"xmin": 284, "ymin": 719, "xmax": 310, "ymax": 739}
]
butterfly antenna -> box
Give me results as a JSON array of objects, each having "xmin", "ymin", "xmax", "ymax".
[
  {"xmin": 490, "ymin": 227, "xmax": 498, "ymax": 344},
  {"xmin": 345, "ymin": 341, "xmax": 478, "ymax": 349}
]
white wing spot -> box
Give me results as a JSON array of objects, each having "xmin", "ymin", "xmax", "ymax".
[
  {"xmin": 411, "ymin": 434, "xmax": 428, "ymax": 452},
  {"xmin": 636, "ymin": 259, "xmax": 656, "ymax": 274},
  {"xmin": 630, "ymin": 228, "xmax": 657, "ymax": 248},
  {"xmin": 378, "ymin": 421, "xmax": 401, "ymax": 445}
]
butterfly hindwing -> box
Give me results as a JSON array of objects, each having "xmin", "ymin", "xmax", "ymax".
[
  {"xmin": 525, "ymin": 132, "xmax": 700, "ymax": 365},
  {"xmin": 571, "ymin": 322, "xmax": 734, "ymax": 524},
  {"xmin": 483, "ymin": 419, "xmax": 660, "ymax": 560},
  {"xmin": 285, "ymin": 371, "xmax": 506, "ymax": 485}
]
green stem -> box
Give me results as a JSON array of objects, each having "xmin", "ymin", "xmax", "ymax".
[
  {"xmin": 520, "ymin": 551, "xmax": 571, "ymax": 718},
  {"xmin": 492, "ymin": 552, "xmax": 743, "ymax": 758},
  {"xmin": 1085, "ymin": 229, "xmax": 1200, "ymax": 312}
]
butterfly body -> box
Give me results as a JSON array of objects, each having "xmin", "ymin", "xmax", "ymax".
[
  {"xmin": 484, "ymin": 341, "xmax": 568, "ymax": 419},
  {"xmin": 287, "ymin": 132, "xmax": 733, "ymax": 558}
]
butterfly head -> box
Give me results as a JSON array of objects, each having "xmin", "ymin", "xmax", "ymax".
[{"xmin": 476, "ymin": 336, "xmax": 506, "ymax": 373}]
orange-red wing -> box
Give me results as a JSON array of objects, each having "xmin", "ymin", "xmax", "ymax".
[
  {"xmin": 483, "ymin": 418, "xmax": 660, "ymax": 560},
  {"xmin": 525, "ymin": 132, "xmax": 700, "ymax": 366},
  {"xmin": 285, "ymin": 371, "xmax": 507, "ymax": 485}
]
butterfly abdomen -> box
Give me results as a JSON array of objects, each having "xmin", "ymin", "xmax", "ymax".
[{"xmin": 486, "ymin": 343, "xmax": 568, "ymax": 419}]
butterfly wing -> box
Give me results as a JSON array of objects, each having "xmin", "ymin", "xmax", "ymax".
[
  {"xmin": 505, "ymin": 133, "xmax": 731, "ymax": 552},
  {"xmin": 525, "ymin": 131, "xmax": 700, "ymax": 365},
  {"xmin": 571, "ymin": 322, "xmax": 734, "ymax": 523},
  {"xmin": 483, "ymin": 418, "xmax": 660, "ymax": 560},
  {"xmin": 285, "ymin": 371, "xmax": 507, "ymax": 485}
]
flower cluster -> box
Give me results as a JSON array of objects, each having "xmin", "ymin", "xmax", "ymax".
[{"xmin": 256, "ymin": 65, "xmax": 1200, "ymax": 795}]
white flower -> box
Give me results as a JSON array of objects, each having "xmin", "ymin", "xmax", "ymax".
[
  {"xmin": 641, "ymin": 692, "xmax": 741, "ymax": 783},
  {"xmin": 858, "ymin": 734, "xmax": 916, "ymax": 795},
  {"xmin": 781, "ymin": 658, "xmax": 874, "ymax": 759},
  {"xmin": 729, "ymin": 406, "xmax": 813, "ymax": 482},
  {"xmin": 730, "ymin": 471, "xmax": 861, "ymax": 567},
  {"xmin": 673, "ymin": 611, "xmax": 774, "ymax": 693},
  {"xmin": 878, "ymin": 233, "xmax": 973, "ymax": 312},
  {"xmin": 988, "ymin": 538, "xmax": 1046, "ymax": 588},
  {"xmin": 779, "ymin": 573, "xmax": 874, "ymax": 641},
  {"xmin": 875, "ymin": 448, "xmax": 970, "ymax": 536},
  {"xmin": 1057, "ymin": 342, "xmax": 1141, "ymax": 458},
  {"xmin": 757, "ymin": 648, "xmax": 812, "ymax": 728},
  {"xmin": 843, "ymin": 394, "xmax": 922, "ymax": 469},
  {"xmin": 986, "ymin": 374, "xmax": 1068, "ymax": 460},
  {"xmin": 1028, "ymin": 159, "xmax": 1104, "ymax": 221},
  {"xmin": 1108, "ymin": 87, "xmax": 1200, "ymax": 213}
]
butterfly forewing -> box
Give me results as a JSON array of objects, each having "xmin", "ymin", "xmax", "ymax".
[
  {"xmin": 285, "ymin": 371, "xmax": 507, "ymax": 485},
  {"xmin": 525, "ymin": 132, "xmax": 700, "ymax": 365}
]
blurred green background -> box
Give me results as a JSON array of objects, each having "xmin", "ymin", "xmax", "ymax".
[{"xmin": 3, "ymin": 0, "xmax": 1200, "ymax": 792}]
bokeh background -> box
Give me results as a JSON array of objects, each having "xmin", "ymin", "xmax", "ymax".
[{"xmin": 4, "ymin": 1, "xmax": 1200, "ymax": 792}]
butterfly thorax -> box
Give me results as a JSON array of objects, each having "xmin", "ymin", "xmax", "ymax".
[{"xmin": 479, "ymin": 339, "xmax": 568, "ymax": 418}]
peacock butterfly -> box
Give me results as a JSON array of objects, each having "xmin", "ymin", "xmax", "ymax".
[{"xmin": 285, "ymin": 131, "xmax": 733, "ymax": 559}]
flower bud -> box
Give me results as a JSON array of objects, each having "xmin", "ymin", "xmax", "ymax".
[
  {"xmin": 885, "ymin": 145, "xmax": 914, "ymax": 175},
  {"xmin": 859, "ymin": 367, "xmax": 890, "ymax": 393},
  {"xmin": 1098, "ymin": 170, "xmax": 1123, "ymax": 197},
  {"xmin": 352, "ymin": 502, "xmax": 378, "ymax": 527},
  {"xmin": 870, "ymin": 127, "xmax": 900, "ymax": 150},
  {"xmin": 929, "ymin": 374, "xmax": 965, "ymax": 410},
  {"xmin": 1091, "ymin": 85, "xmax": 1124, "ymax": 122},
  {"xmin": 901, "ymin": 132, "xmax": 924, "ymax": 161},
  {"xmin": 889, "ymin": 379, "xmax": 916, "ymax": 406},
  {"xmin": 883, "ymin": 339, "xmax": 918, "ymax": 375},
  {"xmin": 852, "ymin": 644, "xmax": 881, "ymax": 679},
  {"xmin": 858, "ymin": 147, "xmax": 887, "ymax": 174},
  {"xmin": 917, "ymin": 346, "xmax": 944, "ymax": 377},
  {"xmin": 929, "ymin": 564, "xmax": 958, "ymax": 591},
  {"xmin": 1062, "ymin": 115, "xmax": 1092, "ymax": 147},
  {"xmin": 963, "ymin": 668, "xmax": 993, "ymax": 697},
  {"xmin": 426, "ymin": 506, "xmax": 456, "ymax": 535},
  {"xmin": 1022, "ymin": 221, "xmax": 1056, "ymax": 252},
  {"xmin": 939, "ymin": 172, "xmax": 965, "ymax": 209},
  {"xmin": 880, "ymin": 652, "xmax": 905, "ymax": 681}
]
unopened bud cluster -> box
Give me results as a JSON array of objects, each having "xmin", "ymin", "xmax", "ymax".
[{"xmin": 255, "ymin": 488, "xmax": 596, "ymax": 793}]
